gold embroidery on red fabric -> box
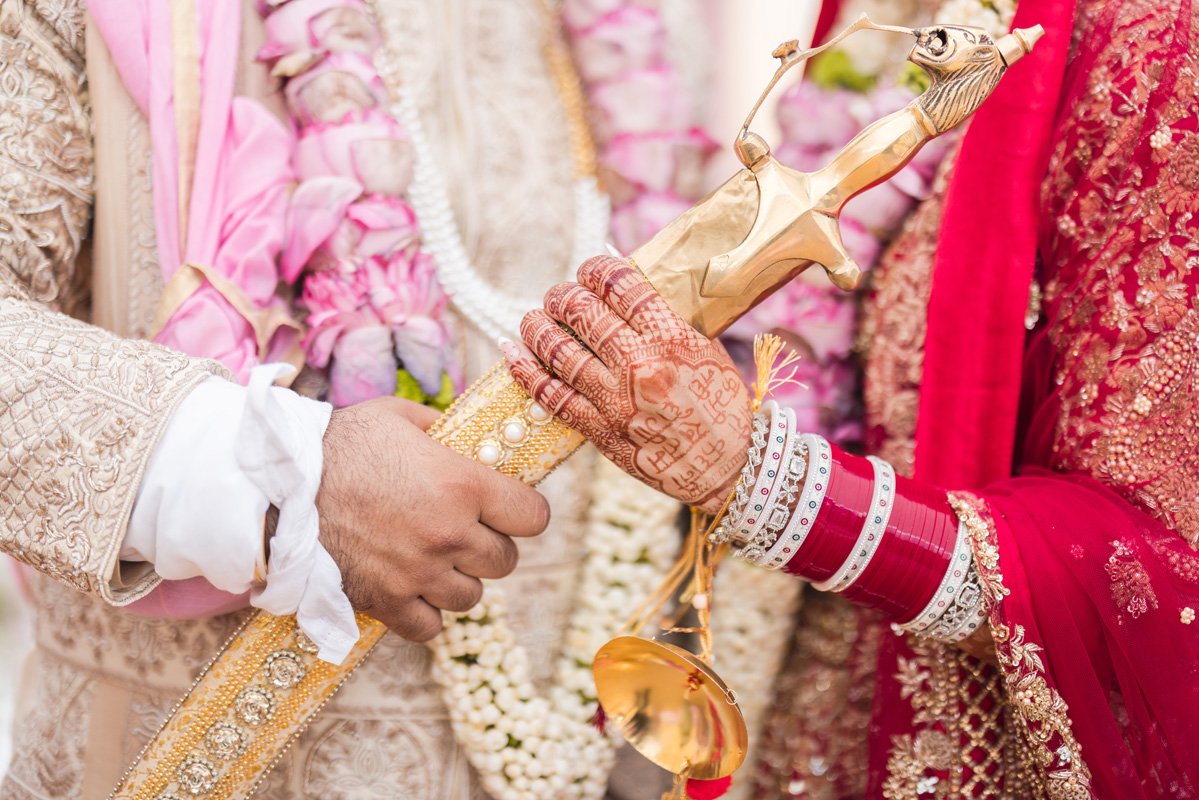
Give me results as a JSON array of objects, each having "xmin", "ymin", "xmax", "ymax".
[
  {"xmin": 1104, "ymin": 539, "xmax": 1160, "ymax": 618},
  {"xmin": 882, "ymin": 640, "xmax": 1014, "ymax": 800},
  {"xmin": 861, "ymin": 144, "xmax": 959, "ymax": 479},
  {"xmin": 949, "ymin": 493, "xmax": 1093, "ymax": 800},
  {"xmin": 864, "ymin": 131, "xmax": 1030, "ymax": 800},
  {"xmin": 1042, "ymin": 0, "xmax": 1199, "ymax": 545},
  {"xmin": 751, "ymin": 593, "xmax": 881, "ymax": 800}
]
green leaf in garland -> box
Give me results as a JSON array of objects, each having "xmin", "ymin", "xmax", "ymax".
[
  {"xmin": 808, "ymin": 50, "xmax": 876, "ymax": 93},
  {"xmin": 395, "ymin": 369, "xmax": 427, "ymax": 404},
  {"xmin": 429, "ymin": 372, "xmax": 456, "ymax": 412},
  {"xmin": 395, "ymin": 369, "xmax": 456, "ymax": 411}
]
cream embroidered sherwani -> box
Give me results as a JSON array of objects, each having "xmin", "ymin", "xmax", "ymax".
[{"xmin": 0, "ymin": 1, "xmax": 635, "ymax": 797}]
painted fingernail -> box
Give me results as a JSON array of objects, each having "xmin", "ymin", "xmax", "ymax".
[{"xmin": 497, "ymin": 337, "xmax": 519, "ymax": 361}]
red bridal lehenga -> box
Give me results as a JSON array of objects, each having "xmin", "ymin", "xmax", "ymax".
[{"xmin": 751, "ymin": 0, "xmax": 1199, "ymax": 797}]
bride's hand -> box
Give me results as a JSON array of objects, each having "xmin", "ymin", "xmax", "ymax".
[{"xmin": 502, "ymin": 255, "xmax": 751, "ymax": 513}]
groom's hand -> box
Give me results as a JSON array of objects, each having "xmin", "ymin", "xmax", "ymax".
[
  {"xmin": 316, "ymin": 397, "xmax": 550, "ymax": 641},
  {"xmin": 504, "ymin": 255, "xmax": 752, "ymax": 514}
]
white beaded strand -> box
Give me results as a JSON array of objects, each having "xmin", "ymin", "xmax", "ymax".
[{"xmin": 392, "ymin": 93, "xmax": 611, "ymax": 341}]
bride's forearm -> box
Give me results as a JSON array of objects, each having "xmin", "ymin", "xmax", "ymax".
[
  {"xmin": 721, "ymin": 401, "xmax": 993, "ymax": 653},
  {"xmin": 505, "ymin": 257, "xmax": 994, "ymax": 654}
]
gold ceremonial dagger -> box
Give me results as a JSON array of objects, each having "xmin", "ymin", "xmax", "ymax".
[
  {"xmin": 112, "ymin": 18, "xmax": 1041, "ymax": 800},
  {"xmin": 635, "ymin": 16, "xmax": 1043, "ymax": 337}
]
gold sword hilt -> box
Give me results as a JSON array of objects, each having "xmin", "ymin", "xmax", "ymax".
[{"xmin": 631, "ymin": 16, "xmax": 1044, "ymax": 337}]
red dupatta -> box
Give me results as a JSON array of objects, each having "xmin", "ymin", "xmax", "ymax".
[
  {"xmin": 913, "ymin": 0, "xmax": 1077, "ymax": 489},
  {"xmin": 868, "ymin": 0, "xmax": 1199, "ymax": 797}
]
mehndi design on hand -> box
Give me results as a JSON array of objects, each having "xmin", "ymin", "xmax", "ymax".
[{"xmin": 504, "ymin": 255, "xmax": 752, "ymax": 513}]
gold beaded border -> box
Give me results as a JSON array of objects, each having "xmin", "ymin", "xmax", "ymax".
[
  {"xmin": 110, "ymin": 612, "xmax": 386, "ymax": 800},
  {"xmin": 113, "ymin": 365, "xmax": 584, "ymax": 799}
]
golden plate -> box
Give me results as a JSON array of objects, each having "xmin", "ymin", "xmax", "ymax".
[{"xmin": 592, "ymin": 636, "xmax": 748, "ymax": 780}]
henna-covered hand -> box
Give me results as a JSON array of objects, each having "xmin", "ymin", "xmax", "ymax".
[{"xmin": 502, "ymin": 255, "xmax": 751, "ymax": 513}]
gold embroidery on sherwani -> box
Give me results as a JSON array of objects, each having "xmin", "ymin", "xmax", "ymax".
[
  {"xmin": 0, "ymin": 5, "xmax": 237, "ymax": 799},
  {"xmin": 0, "ymin": 0, "xmax": 91, "ymax": 313},
  {"xmin": 0, "ymin": 296, "xmax": 228, "ymax": 601}
]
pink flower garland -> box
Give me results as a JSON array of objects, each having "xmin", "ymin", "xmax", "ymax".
[
  {"xmin": 562, "ymin": 0, "xmax": 717, "ymax": 254},
  {"xmin": 257, "ymin": 0, "xmax": 457, "ymax": 408},
  {"xmin": 257, "ymin": 0, "xmax": 723, "ymax": 407}
]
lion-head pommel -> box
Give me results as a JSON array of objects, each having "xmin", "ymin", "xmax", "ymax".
[
  {"xmin": 909, "ymin": 25, "xmax": 1005, "ymax": 133},
  {"xmin": 909, "ymin": 23, "xmax": 1042, "ymax": 133}
]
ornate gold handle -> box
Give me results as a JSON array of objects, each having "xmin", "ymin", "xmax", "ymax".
[{"xmin": 633, "ymin": 17, "xmax": 1043, "ymax": 335}]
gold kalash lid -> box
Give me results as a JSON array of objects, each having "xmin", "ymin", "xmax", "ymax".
[{"xmin": 593, "ymin": 636, "xmax": 747, "ymax": 781}]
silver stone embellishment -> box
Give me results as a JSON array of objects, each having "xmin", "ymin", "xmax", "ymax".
[
  {"xmin": 264, "ymin": 650, "xmax": 306, "ymax": 689},
  {"xmin": 234, "ymin": 687, "xmax": 275, "ymax": 726},
  {"xmin": 294, "ymin": 631, "xmax": 319, "ymax": 654},
  {"xmin": 176, "ymin": 756, "xmax": 217, "ymax": 796},
  {"xmin": 205, "ymin": 722, "xmax": 245, "ymax": 760}
]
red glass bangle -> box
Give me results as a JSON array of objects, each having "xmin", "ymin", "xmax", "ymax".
[
  {"xmin": 882, "ymin": 514, "xmax": 954, "ymax": 619},
  {"xmin": 880, "ymin": 484, "xmax": 946, "ymax": 607},
  {"xmin": 842, "ymin": 484, "xmax": 927, "ymax": 605},
  {"xmin": 887, "ymin": 502, "xmax": 957, "ymax": 619},
  {"xmin": 842, "ymin": 477, "xmax": 956, "ymax": 619},
  {"xmin": 871, "ymin": 487, "xmax": 955, "ymax": 619},
  {"xmin": 787, "ymin": 447, "xmax": 873, "ymax": 582},
  {"xmin": 781, "ymin": 456, "xmax": 846, "ymax": 578},
  {"xmin": 891, "ymin": 507, "xmax": 959, "ymax": 624}
]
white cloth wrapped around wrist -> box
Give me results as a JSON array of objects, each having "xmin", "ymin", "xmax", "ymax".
[
  {"xmin": 237, "ymin": 364, "xmax": 358, "ymax": 664},
  {"xmin": 124, "ymin": 363, "xmax": 358, "ymax": 665}
]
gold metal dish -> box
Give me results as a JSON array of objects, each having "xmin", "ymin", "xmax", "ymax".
[{"xmin": 592, "ymin": 636, "xmax": 748, "ymax": 781}]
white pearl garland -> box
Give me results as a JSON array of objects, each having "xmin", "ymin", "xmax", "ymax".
[
  {"xmin": 429, "ymin": 460, "xmax": 681, "ymax": 800},
  {"xmin": 392, "ymin": 94, "xmax": 611, "ymax": 342}
]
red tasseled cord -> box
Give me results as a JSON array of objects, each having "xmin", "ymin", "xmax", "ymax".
[
  {"xmin": 686, "ymin": 776, "xmax": 733, "ymax": 799},
  {"xmin": 589, "ymin": 703, "xmax": 608, "ymax": 733}
]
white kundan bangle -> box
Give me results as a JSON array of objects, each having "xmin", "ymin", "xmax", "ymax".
[
  {"xmin": 925, "ymin": 555, "xmax": 988, "ymax": 642},
  {"xmin": 741, "ymin": 414, "xmax": 806, "ymax": 562},
  {"xmin": 758, "ymin": 433, "xmax": 832, "ymax": 570},
  {"xmin": 712, "ymin": 407, "xmax": 770, "ymax": 544},
  {"xmin": 730, "ymin": 402, "xmax": 791, "ymax": 546}
]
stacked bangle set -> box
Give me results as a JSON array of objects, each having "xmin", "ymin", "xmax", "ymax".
[{"xmin": 717, "ymin": 402, "xmax": 987, "ymax": 643}]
